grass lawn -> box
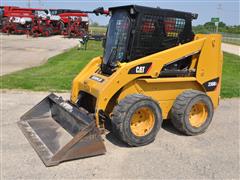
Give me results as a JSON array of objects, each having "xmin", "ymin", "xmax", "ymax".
[
  {"xmin": 89, "ymin": 26, "xmax": 107, "ymax": 35},
  {"xmin": 0, "ymin": 42, "xmax": 239, "ymax": 98},
  {"xmin": 221, "ymin": 52, "xmax": 240, "ymax": 98}
]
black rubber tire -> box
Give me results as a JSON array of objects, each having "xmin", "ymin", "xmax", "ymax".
[
  {"xmin": 47, "ymin": 27, "xmax": 53, "ymax": 35},
  {"xmin": 42, "ymin": 29, "xmax": 50, "ymax": 37},
  {"xmin": 112, "ymin": 94, "xmax": 162, "ymax": 147},
  {"xmin": 170, "ymin": 90, "xmax": 214, "ymax": 135},
  {"xmin": 59, "ymin": 21, "xmax": 65, "ymax": 31}
]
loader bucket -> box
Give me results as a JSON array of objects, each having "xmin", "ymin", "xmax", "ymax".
[{"xmin": 18, "ymin": 93, "xmax": 106, "ymax": 166}]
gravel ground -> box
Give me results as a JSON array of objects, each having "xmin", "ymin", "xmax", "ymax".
[
  {"xmin": 1, "ymin": 34, "xmax": 78, "ymax": 75},
  {"xmin": 1, "ymin": 90, "xmax": 239, "ymax": 179}
]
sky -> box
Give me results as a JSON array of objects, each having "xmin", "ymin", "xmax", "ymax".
[{"xmin": 1, "ymin": 0, "xmax": 239, "ymax": 26}]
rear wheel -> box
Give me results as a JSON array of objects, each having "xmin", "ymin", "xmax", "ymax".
[
  {"xmin": 170, "ymin": 90, "xmax": 214, "ymax": 135},
  {"xmin": 48, "ymin": 27, "xmax": 53, "ymax": 35},
  {"xmin": 59, "ymin": 21, "xmax": 65, "ymax": 32},
  {"xmin": 43, "ymin": 29, "xmax": 50, "ymax": 37},
  {"xmin": 43, "ymin": 28, "xmax": 52, "ymax": 37},
  {"xmin": 112, "ymin": 94, "xmax": 162, "ymax": 146}
]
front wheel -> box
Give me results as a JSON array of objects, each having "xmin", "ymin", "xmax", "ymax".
[{"xmin": 112, "ymin": 94, "xmax": 162, "ymax": 146}]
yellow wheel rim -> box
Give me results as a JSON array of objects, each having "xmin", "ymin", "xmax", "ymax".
[
  {"xmin": 130, "ymin": 107, "xmax": 155, "ymax": 137},
  {"xmin": 189, "ymin": 102, "xmax": 208, "ymax": 128}
]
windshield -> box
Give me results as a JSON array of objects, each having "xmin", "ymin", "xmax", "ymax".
[{"xmin": 103, "ymin": 11, "xmax": 130, "ymax": 66}]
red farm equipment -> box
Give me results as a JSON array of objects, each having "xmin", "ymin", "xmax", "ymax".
[
  {"xmin": 30, "ymin": 8, "xmax": 89, "ymax": 37},
  {"xmin": 50, "ymin": 9, "xmax": 89, "ymax": 38},
  {"xmin": 0, "ymin": 6, "xmax": 109, "ymax": 38},
  {"xmin": 62, "ymin": 16, "xmax": 88, "ymax": 38},
  {"xmin": 1, "ymin": 6, "xmax": 42, "ymax": 34},
  {"xmin": 60, "ymin": 7, "xmax": 109, "ymax": 38},
  {"xmin": 30, "ymin": 14, "xmax": 64, "ymax": 37},
  {"xmin": 0, "ymin": 7, "xmax": 3, "ymax": 30}
]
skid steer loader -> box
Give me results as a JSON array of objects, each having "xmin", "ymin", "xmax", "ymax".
[{"xmin": 18, "ymin": 5, "xmax": 223, "ymax": 166}]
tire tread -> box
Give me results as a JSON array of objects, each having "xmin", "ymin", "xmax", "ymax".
[
  {"xmin": 171, "ymin": 90, "xmax": 207, "ymax": 135},
  {"xmin": 112, "ymin": 94, "xmax": 159, "ymax": 146}
]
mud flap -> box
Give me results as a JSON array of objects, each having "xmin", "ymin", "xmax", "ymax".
[{"xmin": 18, "ymin": 93, "xmax": 106, "ymax": 166}]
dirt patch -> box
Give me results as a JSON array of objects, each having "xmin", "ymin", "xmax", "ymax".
[{"xmin": 1, "ymin": 34, "xmax": 78, "ymax": 75}]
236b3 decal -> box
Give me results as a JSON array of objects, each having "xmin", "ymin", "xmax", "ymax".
[{"xmin": 203, "ymin": 77, "xmax": 219, "ymax": 91}]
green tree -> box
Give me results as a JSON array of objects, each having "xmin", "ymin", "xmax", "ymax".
[
  {"xmin": 204, "ymin": 22, "xmax": 215, "ymax": 28},
  {"xmin": 194, "ymin": 21, "xmax": 239, "ymax": 34},
  {"xmin": 218, "ymin": 21, "xmax": 226, "ymax": 28}
]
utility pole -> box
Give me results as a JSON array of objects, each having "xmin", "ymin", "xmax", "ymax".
[
  {"xmin": 39, "ymin": 0, "xmax": 43, "ymax": 8},
  {"xmin": 27, "ymin": 0, "xmax": 31, "ymax": 8},
  {"xmin": 216, "ymin": 3, "xmax": 222, "ymax": 33}
]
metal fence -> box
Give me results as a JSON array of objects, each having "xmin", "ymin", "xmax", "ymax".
[{"xmin": 221, "ymin": 33, "xmax": 240, "ymax": 45}]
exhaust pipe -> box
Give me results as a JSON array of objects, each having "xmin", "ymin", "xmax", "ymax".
[{"xmin": 18, "ymin": 93, "xmax": 106, "ymax": 166}]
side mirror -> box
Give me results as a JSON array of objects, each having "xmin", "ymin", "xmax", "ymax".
[
  {"xmin": 93, "ymin": 7, "xmax": 104, "ymax": 16},
  {"xmin": 102, "ymin": 37, "xmax": 106, "ymax": 48}
]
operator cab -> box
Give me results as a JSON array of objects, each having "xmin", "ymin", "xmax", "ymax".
[{"xmin": 101, "ymin": 5, "xmax": 197, "ymax": 75}]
